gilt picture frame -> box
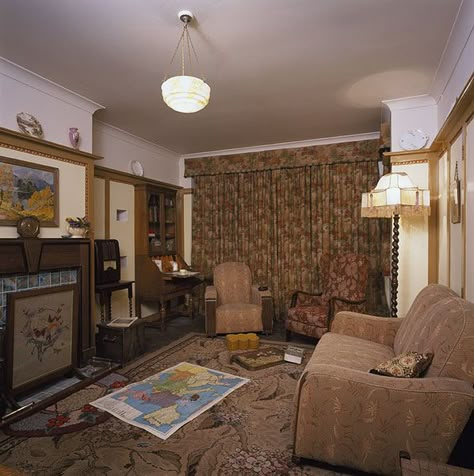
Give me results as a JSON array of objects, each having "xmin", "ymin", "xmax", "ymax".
[
  {"xmin": 0, "ymin": 155, "xmax": 59, "ymax": 226},
  {"xmin": 5, "ymin": 285, "xmax": 78, "ymax": 396},
  {"xmin": 450, "ymin": 177, "xmax": 461, "ymax": 224}
]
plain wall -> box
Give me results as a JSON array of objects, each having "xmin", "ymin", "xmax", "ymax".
[{"xmin": 93, "ymin": 122, "xmax": 180, "ymax": 185}]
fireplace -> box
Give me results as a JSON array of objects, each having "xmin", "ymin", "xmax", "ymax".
[{"xmin": 0, "ymin": 238, "xmax": 92, "ymax": 399}]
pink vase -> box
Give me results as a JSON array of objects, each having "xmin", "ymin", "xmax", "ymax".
[{"xmin": 69, "ymin": 127, "xmax": 80, "ymax": 149}]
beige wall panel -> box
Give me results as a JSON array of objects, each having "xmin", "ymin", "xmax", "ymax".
[
  {"xmin": 0, "ymin": 146, "xmax": 86, "ymax": 238},
  {"xmin": 392, "ymin": 162, "xmax": 429, "ymax": 317},
  {"xmin": 465, "ymin": 119, "xmax": 474, "ymax": 301},
  {"xmin": 438, "ymin": 152, "xmax": 449, "ymax": 286},
  {"xmin": 94, "ymin": 177, "xmax": 106, "ymax": 240},
  {"xmin": 449, "ymin": 134, "xmax": 464, "ymax": 297},
  {"xmin": 183, "ymin": 193, "xmax": 192, "ymax": 265},
  {"xmin": 109, "ymin": 181, "xmax": 136, "ymax": 317}
]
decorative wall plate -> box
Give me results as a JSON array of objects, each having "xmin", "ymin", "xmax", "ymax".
[
  {"xmin": 16, "ymin": 112, "xmax": 44, "ymax": 138},
  {"xmin": 17, "ymin": 216, "xmax": 41, "ymax": 238},
  {"xmin": 130, "ymin": 160, "xmax": 144, "ymax": 176},
  {"xmin": 399, "ymin": 129, "xmax": 429, "ymax": 151}
]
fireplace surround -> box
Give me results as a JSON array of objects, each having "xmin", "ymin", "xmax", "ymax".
[{"xmin": 0, "ymin": 238, "xmax": 92, "ymax": 401}]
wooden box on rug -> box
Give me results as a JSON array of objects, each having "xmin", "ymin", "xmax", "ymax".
[{"xmin": 95, "ymin": 320, "xmax": 145, "ymax": 365}]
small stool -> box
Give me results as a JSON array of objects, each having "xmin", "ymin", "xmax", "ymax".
[
  {"xmin": 237, "ymin": 333, "xmax": 249, "ymax": 350},
  {"xmin": 248, "ymin": 333, "xmax": 260, "ymax": 349},
  {"xmin": 225, "ymin": 334, "xmax": 239, "ymax": 351}
]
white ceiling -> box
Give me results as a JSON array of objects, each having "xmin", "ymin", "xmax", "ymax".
[{"xmin": 0, "ymin": 0, "xmax": 462, "ymax": 154}]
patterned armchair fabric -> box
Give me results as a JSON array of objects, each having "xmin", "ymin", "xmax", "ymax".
[
  {"xmin": 293, "ymin": 284, "xmax": 474, "ymax": 476},
  {"xmin": 286, "ymin": 253, "xmax": 368, "ymax": 340},
  {"xmin": 205, "ymin": 262, "xmax": 264, "ymax": 335}
]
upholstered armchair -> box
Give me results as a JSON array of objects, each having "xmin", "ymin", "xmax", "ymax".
[
  {"xmin": 205, "ymin": 262, "xmax": 273, "ymax": 336},
  {"xmin": 286, "ymin": 253, "xmax": 369, "ymax": 340}
]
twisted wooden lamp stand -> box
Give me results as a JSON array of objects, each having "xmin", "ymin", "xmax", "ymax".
[{"xmin": 390, "ymin": 214, "xmax": 400, "ymax": 317}]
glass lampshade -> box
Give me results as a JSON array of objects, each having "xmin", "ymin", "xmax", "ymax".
[
  {"xmin": 361, "ymin": 172, "xmax": 430, "ymax": 218},
  {"xmin": 161, "ymin": 75, "xmax": 210, "ymax": 113}
]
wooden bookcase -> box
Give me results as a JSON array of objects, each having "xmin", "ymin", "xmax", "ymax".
[{"xmin": 135, "ymin": 184, "xmax": 178, "ymax": 256}]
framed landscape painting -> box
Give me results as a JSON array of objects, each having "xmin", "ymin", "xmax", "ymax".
[
  {"xmin": 6, "ymin": 285, "xmax": 78, "ymax": 396},
  {"xmin": 0, "ymin": 156, "xmax": 59, "ymax": 226}
]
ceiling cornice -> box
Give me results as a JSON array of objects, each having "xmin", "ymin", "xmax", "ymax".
[
  {"xmin": 382, "ymin": 94, "xmax": 437, "ymax": 112},
  {"xmin": 181, "ymin": 132, "xmax": 380, "ymax": 159},
  {"xmin": 0, "ymin": 57, "xmax": 104, "ymax": 114},
  {"xmin": 94, "ymin": 120, "xmax": 179, "ymax": 159}
]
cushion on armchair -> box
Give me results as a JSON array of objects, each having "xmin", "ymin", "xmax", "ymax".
[{"xmin": 369, "ymin": 351, "xmax": 434, "ymax": 378}]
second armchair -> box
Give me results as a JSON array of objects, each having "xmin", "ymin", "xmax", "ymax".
[{"xmin": 205, "ymin": 262, "xmax": 273, "ymax": 336}]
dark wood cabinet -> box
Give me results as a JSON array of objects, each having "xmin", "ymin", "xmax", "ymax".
[
  {"xmin": 135, "ymin": 184, "xmax": 178, "ymax": 256},
  {"xmin": 96, "ymin": 321, "xmax": 145, "ymax": 365}
]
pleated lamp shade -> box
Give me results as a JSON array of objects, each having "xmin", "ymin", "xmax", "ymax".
[{"xmin": 361, "ymin": 172, "xmax": 430, "ymax": 218}]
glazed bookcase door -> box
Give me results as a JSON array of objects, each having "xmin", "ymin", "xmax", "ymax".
[
  {"xmin": 164, "ymin": 193, "xmax": 176, "ymax": 253},
  {"xmin": 148, "ymin": 192, "xmax": 162, "ymax": 255},
  {"xmin": 135, "ymin": 184, "xmax": 179, "ymax": 257}
]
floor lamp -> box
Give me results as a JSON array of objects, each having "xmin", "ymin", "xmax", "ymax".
[{"xmin": 361, "ymin": 172, "xmax": 430, "ymax": 317}]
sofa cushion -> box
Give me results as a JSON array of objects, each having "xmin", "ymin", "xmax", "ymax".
[
  {"xmin": 394, "ymin": 284, "xmax": 458, "ymax": 354},
  {"xmin": 306, "ymin": 333, "xmax": 394, "ymax": 373},
  {"xmin": 369, "ymin": 351, "xmax": 433, "ymax": 378},
  {"xmin": 216, "ymin": 303, "xmax": 262, "ymax": 333}
]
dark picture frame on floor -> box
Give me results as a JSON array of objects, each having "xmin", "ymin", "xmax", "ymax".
[{"xmin": 6, "ymin": 284, "xmax": 78, "ymax": 396}]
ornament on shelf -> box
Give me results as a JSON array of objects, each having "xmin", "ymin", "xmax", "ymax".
[
  {"xmin": 16, "ymin": 112, "xmax": 44, "ymax": 138},
  {"xmin": 65, "ymin": 216, "xmax": 90, "ymax": 238},
  {"xmin": 69, "ymin": 127, "xmax": 80, "ymax": 149}
]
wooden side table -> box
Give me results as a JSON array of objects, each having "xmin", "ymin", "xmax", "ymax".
[
  {"xmin": 260, "ymin": 290, "xmax": 274, "ymax": 335},
  {"xmin": 95, "ymin": 280, "xmax": 134, "ymax": 322},
  {"xmin": 95, "ymin": 281, "xmax": 135, "ymax": 322}
]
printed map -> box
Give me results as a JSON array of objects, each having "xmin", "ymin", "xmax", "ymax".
[{"xmin": 91, "ymin": 362, "xmax": 249, "ymax": 439}]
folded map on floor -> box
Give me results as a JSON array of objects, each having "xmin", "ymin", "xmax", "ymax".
[{"xmin": 91, "ymin": 362, "xmax": 249, "ymax": 440}]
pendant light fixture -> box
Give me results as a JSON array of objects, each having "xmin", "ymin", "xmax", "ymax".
[{"xmin": 161, "ymin": 10, "xmax": 210, "ymax": 113}]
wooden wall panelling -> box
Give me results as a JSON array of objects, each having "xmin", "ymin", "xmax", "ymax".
[
  {"xmin": 105, "ymin": 178, "xmax": 110, "ymax": 238},
  {"xmin": 430, "ymin": 74, "xmax": 473, "ymax": 298},
  {"xmin": 449, "ymin": 131, "xmax": 464, "ymax": 297},
  {"xmin": 177, "ymin": 188, "xmax": 192, "ymax": 261},
  {"xmin": 465, "ymin": 116, "xmax": 474, "ymax": 301}
]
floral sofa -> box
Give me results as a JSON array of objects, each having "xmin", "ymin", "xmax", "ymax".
[{"xmin": 293, "ymin": 284, "xmax": 474, "ymax": 476}]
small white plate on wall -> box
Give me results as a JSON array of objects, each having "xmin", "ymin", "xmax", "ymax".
[{"xmin": 130, "ymin": 160, "xmax": 144, "ymax": 176}]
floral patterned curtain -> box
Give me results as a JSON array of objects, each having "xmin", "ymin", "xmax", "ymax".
[{"xmin": 188, "ymin": 140, "xmax": 389, "ymax": 320}]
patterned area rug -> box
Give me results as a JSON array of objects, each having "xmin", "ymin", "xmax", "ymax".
[
  {"xmin": 0, "ymin": 333, "xmax": 341, "ymax": 476},
  {"xmin": 4, "ymin": 373, "xmax": 129, "ymax": 437}
]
